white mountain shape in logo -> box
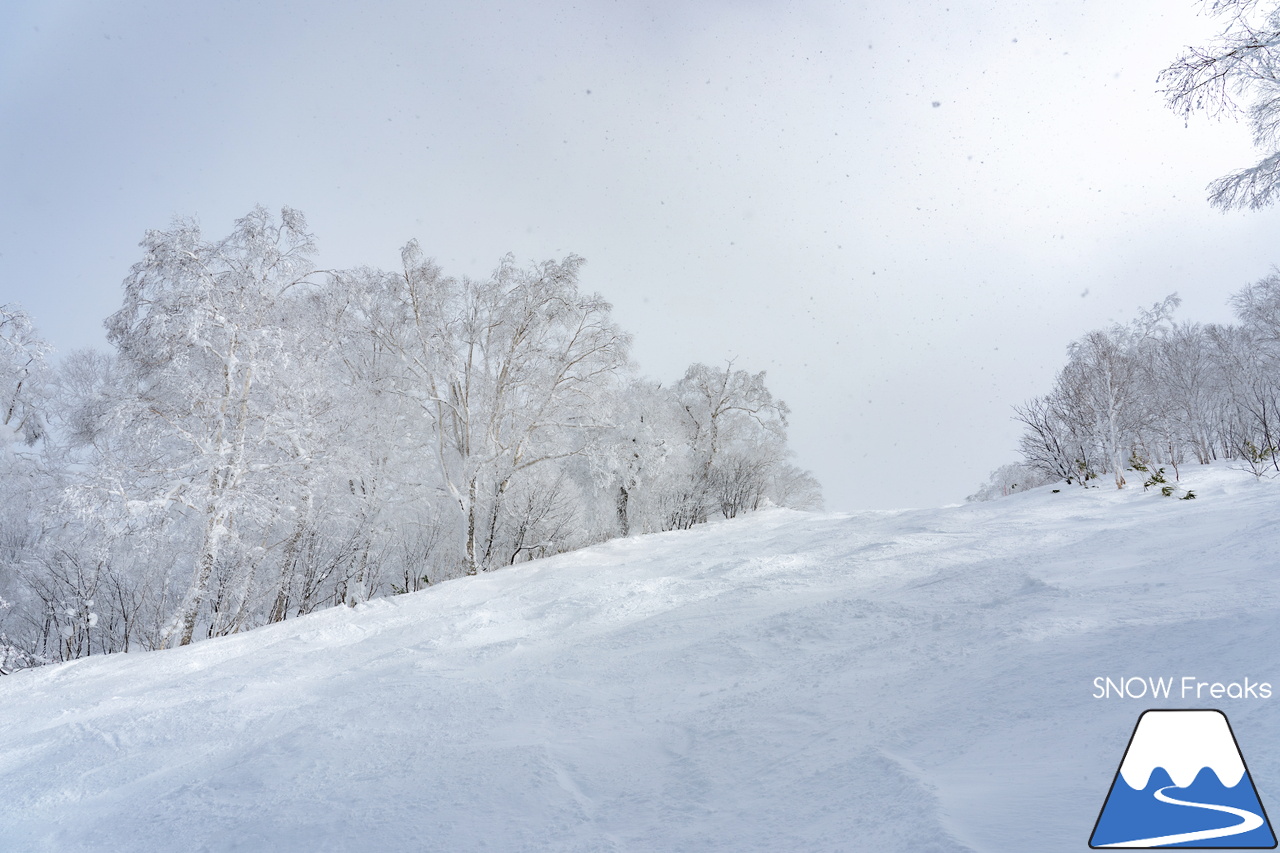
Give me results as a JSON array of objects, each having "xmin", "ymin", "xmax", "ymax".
[{"xmin": 1119, "ymin": 710, "xmax": 1246, "ymax": 790}]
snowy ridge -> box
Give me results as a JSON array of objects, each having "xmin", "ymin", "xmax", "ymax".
[
  {"xmin": 2, "ymin": 463, "xmax": 1280, "ymax": 851},
  {"xmin": 1117, "ymin": 710, "xmax": 1246, "ymax": 789}
]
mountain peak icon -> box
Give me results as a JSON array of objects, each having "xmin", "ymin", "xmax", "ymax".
[{"xmin": 1090, "ymin": 710, "xmax": 1276, "ymax": 848}]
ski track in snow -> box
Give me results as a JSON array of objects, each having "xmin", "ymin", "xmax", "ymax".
[{"xmin": 1, "ymin": 463, "xmax": 1279, "ymax": 851}]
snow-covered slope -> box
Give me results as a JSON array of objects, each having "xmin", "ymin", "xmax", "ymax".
[{"xmin": 3, "ymin": 464, "xmax": 1280, "ymax": 852}]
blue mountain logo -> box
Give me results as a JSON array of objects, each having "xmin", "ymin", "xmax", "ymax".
[{"xmin": 1091, "ymin": 709, "xmax": 1276, "ymax": 848}]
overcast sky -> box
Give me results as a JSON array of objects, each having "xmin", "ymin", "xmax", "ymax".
[{"xmin": 5, "ymin": 0, "xmax": 1280, "ymax": 512}]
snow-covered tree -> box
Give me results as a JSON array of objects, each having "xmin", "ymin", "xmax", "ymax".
[
  {"xmin": 1053, "ymin": 298, "xmax": 1179, "ymax": 488},
  {"xmin": 102, "ymin": 206, "xmax": 320, "ymax": 646},
  {"xmin": 0, "ymin": 308, "xmax": 54, "ymax": 669},
  {"xmin": 0, "ymin": 206, "xmax": 824, "ymax": 665},
  {"xmin": 0, "ymin": 306, "xmax": 51, "ymax": 448},
  {"xmin": 670, "ymin": 363, "xmax": 789, "ymax": 521},
  {"xmin": 1013, "ymin": 395, "xmax": 1082, "ymax": 483},
  {"xmin": 1147, "ymin": 321, "xmax": 1222, "ymax": 465},
  {"xmin": 345, "ymin": 245, "xmax": 632, "ymax": 574},
  {"xmin": 1162, "ymin": 0, "xmax": 1280, "ymax": 208},
  {"xmin": 966, "ymin": 463, "xmax": 1058, "ymax": 502},
  {"xmin": 1006, "ymin": 282, "xmax": 1280, "ymax": 491}
]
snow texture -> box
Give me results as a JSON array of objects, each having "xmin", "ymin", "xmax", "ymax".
[{"xmin": 2, "ymin": 463, "xmax": 1279, "ymax": 852}]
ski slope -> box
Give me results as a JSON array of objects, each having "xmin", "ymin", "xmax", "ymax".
[{"xmin": 2, "ymin": 464, "xmax": 1279, "ymax": 852}]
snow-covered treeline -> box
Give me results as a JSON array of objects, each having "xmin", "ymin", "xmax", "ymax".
[
  {"xmin": 978, "ymin": 275, "xmax": 1280, "ymax": 499},
  {"xmin": 0, "ymin": 207, "xmax": 821, "ymax": 670}
]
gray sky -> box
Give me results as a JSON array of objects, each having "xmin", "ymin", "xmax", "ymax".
[{"xmin": 5, "ymin": 0, "xmax": 1280, "ymax": 511}]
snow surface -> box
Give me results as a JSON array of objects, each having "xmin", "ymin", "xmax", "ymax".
[
  {"xmin": 3, "ymin": 463, "xmax": 1280, "ymax": 852},
  {"xmin": 1118, "ymin": 710, "xmax": 1246, "ymax": 790}
]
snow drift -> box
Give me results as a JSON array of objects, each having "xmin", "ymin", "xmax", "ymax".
[{"xmin": 2, "ymin": 464, "xmax": 1279, "ymax": 852}]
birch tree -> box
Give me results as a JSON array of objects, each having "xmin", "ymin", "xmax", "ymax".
[
  {"xmin": 103, "ymin": 206, "xmax": 318, "ymax": 646},
  {"xmin": 674, "ymin": 363, "xmax": 790, "ymax": 522},
  {"xmin": 0, "ymin": 306, "xmax": 50, "ymax": 448},
  {"xmin": 350, "ymin": 245, "xmax": 631, "ymax": 574},
  {"xmin": 1161, "ymin": 0, "xmax": 1280, "ymax": 208},
  {"xmin": 0, "ymin": 308, "xmax": 53, "ymax": 669}
]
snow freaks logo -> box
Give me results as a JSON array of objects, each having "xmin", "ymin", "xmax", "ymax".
[
  {"xmin": 1093, "ymin": 676, "xmax": 1272, "ymax": 700},
  {"xmin": 1089, "ymin": 710, "xmax": 1277, "ymax": 848}
]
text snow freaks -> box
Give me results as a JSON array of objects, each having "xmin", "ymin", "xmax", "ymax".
[{"xmin": 1092, "ymin": 676, "xmax": 1272, "ymax": 700}]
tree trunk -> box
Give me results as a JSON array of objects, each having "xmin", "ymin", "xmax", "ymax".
[
  {"xmin": 465, "ymin": 475, "xmax": 479, "ymax": 576},
  {"xmin": 270, "ymin": 487, "xmax": 314, "ymax": 623},
  {"xmin": 174, "ymin": 508, "xmax": 228, "ymax": 647},
  {"xmin": 616, "ymin": 484, "xmax": 630, "ymax": 537}
]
